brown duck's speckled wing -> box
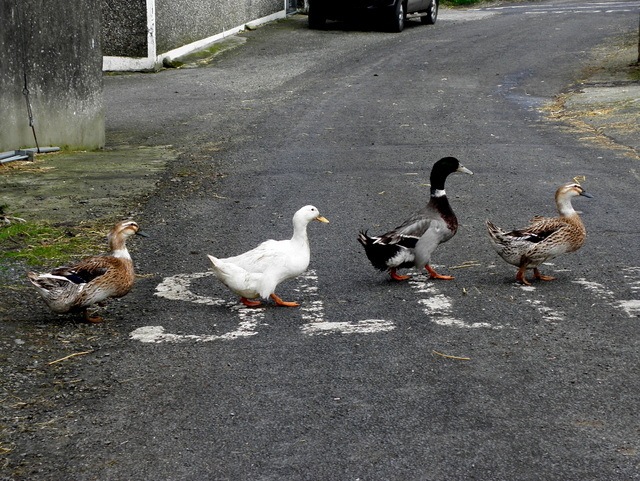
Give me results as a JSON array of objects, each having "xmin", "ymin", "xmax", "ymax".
[
  {"xmin": 51, "ymin": 258, "xmax": 112, "ymax": 284},
  {"xmin": 514, "ymin": 217, "xmax": 574, "ymax": 242}
]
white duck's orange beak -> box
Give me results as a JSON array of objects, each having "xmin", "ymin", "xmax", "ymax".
[{"xmin": 315, "ymin": 215, "xmax": 329, "ymax": 223}]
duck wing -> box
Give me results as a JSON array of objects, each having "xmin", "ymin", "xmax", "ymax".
[
  {"xmin": 358, "ymin": 207, "xmax": 436, "ymax": 271},
  {"xmin": 388, "ymin": 210, "xmax": 435, "ymax": 239},
  {"xmin": 487, "ymin": 217, "xmax": 577, "ymax": 268},
  {"xmin": 508, "ymin": 216, "xmax": 571, "ymax": 243},
  {"xmin": 208, "ymin": 255, "xmax": 267, "ymax": 299},
  {"xmin": 358, "ymin": 229, "xmax": 419, "ymax": 271},
  {"xmin": 51, "ymin": 257, "xmax": 112, "ymax": 284},
  {"xmin": 222, "ymin": 239, "xmax": 292, "ymax": 274}
]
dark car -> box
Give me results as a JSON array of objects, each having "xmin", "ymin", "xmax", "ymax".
[{"xmin": 308, "ymin": 0, "xmax": 438, "ymax": 32}]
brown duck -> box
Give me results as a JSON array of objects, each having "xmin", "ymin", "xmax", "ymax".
[
  {"xmin": 27, "ymin": 220, "xmax": 146, "ymax": 322},
  {"xmin": 486, "ymin": 182, "xmax": 592, "ymax": 285}
]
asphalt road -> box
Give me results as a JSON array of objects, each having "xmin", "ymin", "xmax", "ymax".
[{"xmin": 4, "ymin": 0, "xmax": 640, "ymax": 479}]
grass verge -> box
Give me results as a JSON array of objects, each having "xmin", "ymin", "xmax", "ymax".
[{"xmin": 0, "ymin": 221, "xmax": 104, "ymax": 268}]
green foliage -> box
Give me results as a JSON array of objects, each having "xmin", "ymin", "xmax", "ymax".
[{"xmin": 0, "ymin": 222, "xmax": 102, "ymax": 267}]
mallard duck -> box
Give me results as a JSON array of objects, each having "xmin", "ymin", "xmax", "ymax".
[
  {"xmin": 358, "ymin": 156, "xmax": 473, "ymax": 281},
  {"xmin": 27, "ymin": 220, "xmax": 146, "ymax": 322},
  {"xmin": 207, "ymin": 205, "xmax": 329, "ymax": 307},
  {"xmin": 486, "ymin": 182, "xmax": 592, "ymax": 285}
]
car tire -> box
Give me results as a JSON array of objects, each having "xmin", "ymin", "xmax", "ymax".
[
  {"xmin": 421, "ymin": 0, "xmax": 438, "ymax": 25},
  {"xmin": 388, "ymin": 0, "xmax": 405, "ymax": 32},
  {"xmin": 308, "ymin": 1, "xmax": 327, "ymax": 29}
]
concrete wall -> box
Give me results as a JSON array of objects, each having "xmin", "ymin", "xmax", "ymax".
[
  {"xmin": 155, "ymin": 0, "xmax": 283, "ymax": 53},
  {"xmin": 103, "ymin": 0, "xmax": 286, "ymax": 71},
  {"xmin": 103, "ymin": 0, "xmax": 148, "ymax": 57},
  {"xmin": 0, "ymin": 0, "xmax": 104, "ymax": 152}
]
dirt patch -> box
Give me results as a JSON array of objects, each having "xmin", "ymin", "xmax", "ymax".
[
  {"xmin": 0, "ymin": 145, "xmax": 174, "ymax": 225},
  {"xmin": 542, "ymin": 35, "xmax": 640, "ymax": 160}
]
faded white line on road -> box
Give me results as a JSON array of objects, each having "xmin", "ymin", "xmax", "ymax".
[
  {"xmin": 130, "ymin": 309, "xmax": 260, "ymax": 343},
  {"xmin": 476, "ymin": 2, "xmax": 640, "ymax": 13},
  {"xmin": 620, "ymin": 267, "xmax": 640, "ymax": 317},
  {"xmin": 623, "ymin": 267, "xmax": 640, "ymax": 293},
  {"xmin": 297, "ymin": 270, "xmax": 396, "ymax": 335},
  {"xmin": 154, "ymin": 271, "xmax": 225, "ymax": 306},
  {"xmin": 526, "ymin": 298, "xmax": 565, "ymax": 323},
  {"xmin": 573, "ymin": 273, "xmax": 640, "ymax": 318},
  {"xmin": 130, "ymin": 271, "xmax": 263, "ymax": 343},
  {"xmin": 409, "ymin": 274, "xmax": 500, "ymax": 329},
  {"xmin": 301, "ymin": 319, "xmax": 396, "ymax": 336},
  {"xmin": 130, "ymin": 300, "xmax": 262, "ymax": 343},
  {"xmin": 618, "ymin": 300, "xmax": 640, "ymax": 317},
  {"xmin": 572, "ymin": 278, "xmax": 615, "ymax": 299}
]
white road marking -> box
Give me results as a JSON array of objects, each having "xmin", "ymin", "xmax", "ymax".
[
  {"xmin": 133, "ymin": 264, "xmax": 640, "ymax": 343},
  {"xmin": 297, "ymin": 271, "xmax": 396, "ymax": 335},
  {"xmin": 130, "ymin": 306, "xmax": 260, "ymax": 343},
  {"xmin": 301, "ymin": 319, "xmax": 396, "ymax": 335},
  {"xmin": 620, "ymin": 268, "xmax": 640, "ymax": 317},
  {"xmin": 573, "ymin": 273, "xmax": 640, "ymax": 317},
  {"xmin": 131, "ymin": 270, "xmax": 262, "ymax": 343},
  {"xmin": 618, "ymin": 300, "xmax": 640, "ymax": 317},
  {"xmin": 526, "ymin": 298, "xmax": 566, "ymax": 323},
  {"xmin": 475, "ymin": 2, "xmax": 640, "ymax": 14},
  {"xmin": 572, "ymin": 278, "xmax": 615, "ymax": 299},
  {"xmin": 625, "ymin": 267, "xmax": 640, "ymax": 293},
  {"xmin": 154, "ymin": 271, "xmax": 225, "ymax": 306},
  {"xmin": 132, "ymin": 270, "xmax": 396, "ymax": 342},
  {"xmin": 409, "ymin": 274, "xmax": 501, "ymax": 329}
]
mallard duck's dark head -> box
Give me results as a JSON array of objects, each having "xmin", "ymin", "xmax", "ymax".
[{"xmin": 430, "ymin": 156, "xmax": 473, "ymax": 192}]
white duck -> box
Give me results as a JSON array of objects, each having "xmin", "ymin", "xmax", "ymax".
[{"xmin": 207, "ymin": 205, "xmax": 329, "ymax": 307}]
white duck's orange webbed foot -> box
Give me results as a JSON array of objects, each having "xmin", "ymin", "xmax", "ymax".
[
  {"xmin": 389, "ymin": 268, "xmax": 411, "ymax": 281},
  {"xmin": 533, "ymin": 268, "xmax": 556, "ymax": 282},
  {"xmin": 270, "ymin": 294, "xmax": 299, "ymax": 307},
  {"xmin": 240, "ymin": 297, "xmax": 262, "ymax": 307},
  {"xmin": 425, "ymin": 264, "xmax": 454, "ymax": 280}
]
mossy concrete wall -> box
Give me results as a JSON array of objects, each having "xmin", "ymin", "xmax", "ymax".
[
  {"xmin": 155, "ymin": 0, "xmax": 283, "ymax": 53},
  {"xmin": 0, "ymin": 0, "xmax": 104, "ymax": 152}
]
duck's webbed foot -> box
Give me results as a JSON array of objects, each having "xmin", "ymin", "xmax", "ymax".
[
  {"xmin": 425, "ymin": 264, "xmax": 454, "ymax": 280},
  {"xmin": 240, "ymin": 297, "xmax": 262, "ymax": 307},
  {"xmin": 84, "ymin": 309, "xmax": 104, "ymax": 323},
  {"xmin": 270, "ymin": 294, "xmax": 299, "ymax": 307},
  {"xmin": 533, "ymin": 268, "xmax": 556, "ymax": 282},
  {"xmin": 389, "ymin": 268, "xmax": 410, "ymax": 281},
  {"xmin": 516, "ymin": 266, "xmax": 531, "ymax": 286}
]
